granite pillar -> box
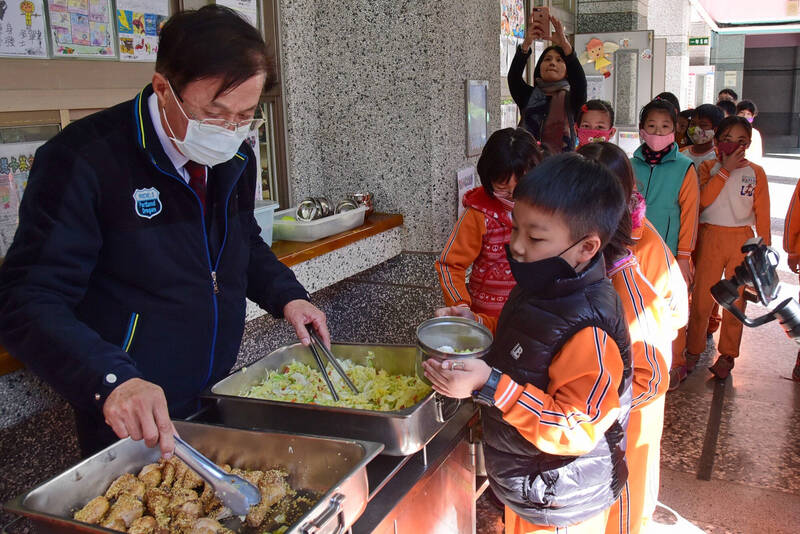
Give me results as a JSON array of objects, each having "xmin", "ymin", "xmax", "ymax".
[
  {"xmin": 577, "ymin": 0, "xmax": 649, "ymax": 34},
  {"xmin": 711, "ymin": 33, "xmax": 746, "ymax": 101},
  {"xmin": 278, "ymin": 0, "xmax": 500, "ymax": 252},
  {"xmin": 647, "ymin": 0, "xmax": 690, "ymax": 108}
]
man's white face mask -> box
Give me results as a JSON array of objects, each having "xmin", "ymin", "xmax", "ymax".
[{"xmin": 162, "ymin": 82, "xmax": 252, "ymax": 167}]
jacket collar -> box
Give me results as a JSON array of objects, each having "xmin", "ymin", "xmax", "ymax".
[
  {"xmin": 511, "ymin": 250, "xmax": 607, "ymax": 299},
  {"xmin": 548, "ymin": 253, "xmax": 607, "ymax": 297},
  {"xmin": 131, "ymin": 84, "xmax": 250, "ymax": 186},
  {"xmin": 633, "ymin": 142, "xmax": 679, "ymax": 164}
]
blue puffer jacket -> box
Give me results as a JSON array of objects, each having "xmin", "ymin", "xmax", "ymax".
[{"xmin": 0, "ymin": 85, "xmax": 309, "ymax": 416}]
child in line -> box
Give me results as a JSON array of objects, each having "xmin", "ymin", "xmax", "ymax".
[
  {"xmin": 508, "ymin": 13, "xmax": 587, "ymax": 153},
  {"xmin": 655, "ymin": 92, "xmax": 681, "ymax": 113},
  {"xmin": 578, "ymin": 142, "xmax": 680, "ymax": 534},
  {"xmin": 436, "ymin": 128, "xmax": 543, "ymax": 318},
  {"xmin": 425, "ymin": 153, "xmax": 632, "ymax": 534},
  {"xmin": 630, "ymin": 99, "xmax": 699, "ymax": 287},
  {"xmin": 576, "ymin": 99, "xmax": 616, "ymax": 148},
  {"xmin": 718, "ymin": 88, "xmax": 738, "ymax": 103},
  {"xmin": 783, "ymin": 179, "xmax": 800, "ymax": 381},
  {"xmin": 737, "ymin": 100, "xmax": 763, "ymax": 163},
  {"xmin": 676, "ymin": 109, "xmax": 693, "ymax": 150},
  {"xmin": 717, "ymin": 99, "xmax": 736, "ymax": 118},
  {"xmin": 687, "ymin": 116, "xmax": 771, "ymax": 379},
  {"xmin": 681, "ymin": 104, "xmax": 724, "ymax": 170}
]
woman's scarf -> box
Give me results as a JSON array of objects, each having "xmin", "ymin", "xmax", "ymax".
[{"xmin": 535, "ymin": 78, "xmax": 571, "ymax": 153}]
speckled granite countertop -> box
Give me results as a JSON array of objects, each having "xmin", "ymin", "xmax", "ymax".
[{"xmin": 0, "ymin": 253, "xmax": 444, "ymax": 529}]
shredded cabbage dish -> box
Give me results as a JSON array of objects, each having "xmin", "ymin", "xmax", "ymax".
[{"xmin": 242, "ymin": 353, "xmax": 431, "ymax": 411}]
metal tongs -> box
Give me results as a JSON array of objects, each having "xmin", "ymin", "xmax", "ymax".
[
  {"xmin": 308, "ymin": 327, "xmax": 359, "ymax": 401},
  {"xmin": 173, "ymin": 435, "xmax": 261, "ymax": 516}
]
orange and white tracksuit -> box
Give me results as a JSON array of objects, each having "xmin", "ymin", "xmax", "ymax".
[
  {"xmin": 605, "ymin": 253, "xmax": 674, "ymax": 534},
  {"xmin": 784, "ymin": 179, "xmax": 800, "ymax": 300},
  {"xmin": 686, "ymin": 160, "xmax": 771, "ymax": 358},
  {"xmin": 436, "ymin": 187, "xmax": 516, "ymax": 317},
  {"xmin": 632, "ymin": 217, "xmax": 689, "ymax": 370},
  {"xmin": 492, "ymin": 326, "xmax": 625, "ymax": 534}
]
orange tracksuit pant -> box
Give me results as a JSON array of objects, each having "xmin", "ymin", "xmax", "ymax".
[
  {"xmin": 505, "ymin": 508, "xmax": 609, "ymax": 534},
  {"xmin": 686, "ymin": 224, "xmax": 754, "ymax": 357}
]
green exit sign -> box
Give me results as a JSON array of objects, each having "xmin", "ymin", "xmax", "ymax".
[{"xmin": 689, "ymin": 37, "xmax": 709, "ymax": 46}]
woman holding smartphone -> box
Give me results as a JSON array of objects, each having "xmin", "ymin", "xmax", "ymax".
[{"xmin": 508, "ymin": 11, "xmax": 587, "ymax": 154}]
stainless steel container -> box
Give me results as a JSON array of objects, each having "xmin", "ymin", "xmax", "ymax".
[
  {"xmin": 204, "ymin": 343, "xmax": 462, "ymax": 456},
  {"xmin": 335, "ymin": 199, "xmax": 359, "ymax": 214},
  {"xmin": 296, "ymin": 199, "xmax": 319, "ymax": 221},
  {"xmin": 314, "ymin": 197, "xmax": 334, "ymax": 217},
  {"xmin": 416, "ymin": 316, "xmax": 493, "ymax": 361},
  {"xmin": 349, "ymin": 192, "xmax": 374, "ymax": 217},
  {"xmin": 4, "ymin": 421, "xmax": 381, "ymax": 534}
]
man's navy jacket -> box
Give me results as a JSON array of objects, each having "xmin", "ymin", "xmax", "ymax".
[{"xmin": 0, "ymin": 85, "xmax": 309, "ymax": 416}]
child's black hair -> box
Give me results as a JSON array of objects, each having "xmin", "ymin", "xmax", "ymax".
[
  {"xmin": 576, "ymin": 99, "xmax": 615, "ymax": 127},
  {"xmin": 655, "ymin": 92, "xmax": 680, "ymax": 113},
  {"xmin": 577, "ymin": 143, "xmax": 636, "ymax": 263},
  {"xmin": 714, "ymin": 116, "xmax": 752, "ymax": 141},
  {"xmin": 716, "ymin": 100, "xmax": 736, "ymax": 117},
  {"xmin": 477, "ymin": 128, "xmax": 544, "ymax": 197},
  {"xmin": 679, "ymin": 109, "xmax": 694, "ymax": 121},
  {"xmin": 639, "ymin": 99, "xmax": 678, "ymax": 129},
  {"xmin": 693, "ymin": 103, "xmax": 725, "ymax": 129},
  {"xmin": 533, "ymin": 46, "xmax": 568, "ymax": 82},
  {"xmin": 719, "ymin": 88, "xmax": 738, "ymax": 101},
  {"xmin": 736, "ymin": 99, "xmax": 758, "ymax": 116},
  {"xmin": 513, "ymin": 152, "xmax": 626, "ymax": 247}
]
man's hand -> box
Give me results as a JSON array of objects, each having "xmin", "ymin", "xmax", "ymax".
[
  {"xmin": 550, "ymin": 16, "xmax": 572, "ymax": 56},
  {"xmin": 422, "ymin": 358, "xmax": 492, "ymax": 399},
  {"xmin": 434, "ymin": 305, "xmax": 477, "ymax": 321},
  {"xmin": 103, "ymin": 378, "xmax": 176, "ymax": 459},
  {"xmin": 677, "ymin": 257, "xmax": 694, "ymax": 288},
  {"xmin": 788, "ymin": 253, "xmax": 800, "ymax": 274},
  {"xmin": 283, "ymin": 299, "xmax": 330, "ymax": 347}
]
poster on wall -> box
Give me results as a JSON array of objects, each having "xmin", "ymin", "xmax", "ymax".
[
  {"xmin": 116, "ymin": 0, "xmax": 169, "ymax": 61},
  {"xmin": 0, "ymin": 140, "xmax": 45, "ymax": 255},
  {"xmin": 499, "ymin": 0, "xmax": 524, "ymax": 77},
  {"xmin": 466, "ymin": 80, "xmax": 489, "ymax": 157},
  {"xmin": 0, "ymin": 0, "xmax": 49, "ymax": 58},
  {"xmin": 457, "ymin": 166, "xmax": 477, "ymax": 219},
  {"xmin": 48, "ymin": 0, "xmax": 115, "ymax": 58},
  {"xmin": 216, "ymin": 0, "xmax": 258, "ymax": 28}
]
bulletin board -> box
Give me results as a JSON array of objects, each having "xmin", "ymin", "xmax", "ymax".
[
  {"xmin": 0, "ymin": 0, "xmax": 49, "ymax": 58},
  {"xmin": 47, "ymin": 0, "xmax": 116, "ymax": 58}
]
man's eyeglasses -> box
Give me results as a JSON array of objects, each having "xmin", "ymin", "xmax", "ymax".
[{"xmin": 169, "ymin": 80, "xmax": 265, "ymax": 133}]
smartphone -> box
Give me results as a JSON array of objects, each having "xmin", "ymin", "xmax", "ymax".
[{"xmin": 531, "ymin": 7, "xmax": 551, "ymax": 40}]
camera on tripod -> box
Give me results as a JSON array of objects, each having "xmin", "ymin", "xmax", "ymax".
[{"xmin": 711, "ymin": 237, "xmax": 800, "ymax": 343}]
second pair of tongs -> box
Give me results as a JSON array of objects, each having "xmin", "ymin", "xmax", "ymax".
[{"xmin": 308, "ymin": 327, "xmax": 359, "ymax": 401}]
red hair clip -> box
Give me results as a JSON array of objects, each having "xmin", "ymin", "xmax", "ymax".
[{"xmin": 581, "ymin": 104, "xmax": 589, "ymax": 112}]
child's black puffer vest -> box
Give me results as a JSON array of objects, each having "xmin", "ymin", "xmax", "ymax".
[{"xmin": 481, "ymin": 254, "xmax": 633, "ymax": 527}]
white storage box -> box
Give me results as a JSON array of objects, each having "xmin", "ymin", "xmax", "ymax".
[
  {"xmin": 273, "ymin": 205, "xmax": 368, "ymax": 242},
  {"xmin": 253, "ymin": 200, "xmax": 279, "ymax": 246}
]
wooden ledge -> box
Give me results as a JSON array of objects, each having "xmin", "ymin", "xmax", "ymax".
[
  {"xmin": 0, "ymin": 213, "xmax": 404, "ymax": 376},
  {"xmin": 0, "ymin": 346, "xmax": 23, "ymax": 376},
  {"xmin": 271, "ymin": 213, "xmax": 404, "ymax": 267}
]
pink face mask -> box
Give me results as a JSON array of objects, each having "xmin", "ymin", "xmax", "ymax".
[
  {"xmin": 577, "ymin": 128, "xmax": 614, "ymax": 147},
  {"xmin": 746, "ymin": 117, "xmax": 754, "ymax": 123},
  {"xmin": 495, "ymin": 195, "xmax": 515, "ymax": 210},
  {"xmin": 639, "ymin": 130, "xmax": 675, "ymax": 152}
]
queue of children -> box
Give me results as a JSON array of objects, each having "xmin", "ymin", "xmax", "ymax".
[{"xmin": 431, "ymin": 14, "xmax": 781, "ymax": 531}]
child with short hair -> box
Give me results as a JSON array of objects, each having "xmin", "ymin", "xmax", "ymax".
[
  {"xmin": 737, "ymin": 99, "xmax": 763, "ymax": 163},
  {"xmin": 436, "ymin": 128, "xmax": 543, "ymax": 318},
  {"xmin": 578, "ymin": 142, "xmax": 682, "ymax": 534},
  {"xmin": 717, "ymin": 99, "xmax": 736, "ymax": 118},
  {"xmin": 631, "ymin": 99, "xmax": 699, "ymax": 287},
  {"xmin": 576, "ymin": 99, "xmax": 616, "ymax": 148},
  {"xmin": 718, "ymin": 88, "xmax": 738, "ymax": 102},
  {"xmin": 424, "ymin": 153, "xmax": 632, "ymax": 534},
  {"xmin": 687, "ymin": 116, "xmax": 771, "ymax": 379},
  {"xmin": 676, "ymin": 109, "xmax": 693, "ymax": 149},
  {"xmin": 783, "ymin": 180, "xmax": 800, "ymax": 381},
  {"xmin": 681, "ymin": 104, "xmax": 724, "ymax": 169}
]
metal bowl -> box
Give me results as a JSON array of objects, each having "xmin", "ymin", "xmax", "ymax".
[
  {"xmin": 349, "ymin": 192, "xmax": 374, "ymax": 217},
  {"xmin": 335, "ymin": 199, "xmax": 359, "ymax": 214},
  {"xmin": 296, "ymin": 199, "xmax": 320, "ymax": 221},
  {"xmin": 416, "ymin": 316, "xmax": 493, "ymax": 360}
]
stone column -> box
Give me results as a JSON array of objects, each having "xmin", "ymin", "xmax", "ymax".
[
  {"xmin": 576, "ymin": 0, "xmax": 649, "ymax": 33},
  {"xmin": 647, "ymin": 0, "xmax": 690, "ymax": 108},
  {"xmin": 711, "ymin": 34, "xmax": 746, "ymax": 101}
]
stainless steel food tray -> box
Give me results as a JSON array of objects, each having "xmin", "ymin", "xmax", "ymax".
[
  {"xmin": 4, "ymin": 421, "xmax": 382, "ymax": 534},
  {"xmin": 203, "ymin": 343, "xmax": 461, "ymax": 456}
]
